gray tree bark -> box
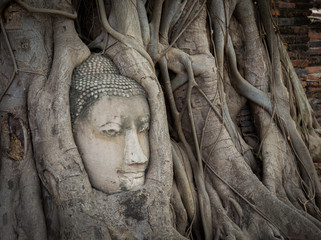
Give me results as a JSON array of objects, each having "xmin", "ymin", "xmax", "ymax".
[{"xmin": 1, "ymin": 0, "xmax": 321, "ymax": 239}]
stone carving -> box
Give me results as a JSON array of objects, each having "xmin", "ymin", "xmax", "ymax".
[{"xmin": 70, "ymin": 54, "xmax": 150, "ymax": 194}]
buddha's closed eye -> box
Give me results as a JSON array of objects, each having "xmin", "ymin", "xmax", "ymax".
[{"xmin": 100, "ymin": 123, "xmax": 122, "ymax": 137}]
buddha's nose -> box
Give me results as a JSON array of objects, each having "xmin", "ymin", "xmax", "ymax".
[{"xmin": 124, "ymin": 129, "xmax": 148, "ymax": 165}]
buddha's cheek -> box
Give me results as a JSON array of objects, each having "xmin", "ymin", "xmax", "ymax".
[
  {"xmin": 138, "ymin": 132, "xmax": 150, "ymax": 160},
  {"xmin": 75, "ymin": 128, "xmax": 126, "ymax": 193}
]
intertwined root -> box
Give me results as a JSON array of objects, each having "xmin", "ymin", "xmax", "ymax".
[
  {"xmin": 2, "ymin": 0, "xmax": 321, "ymax": 239},
  {"xmin": 166, "ymin": 1, "xmax": 321, "ymax": 238}
]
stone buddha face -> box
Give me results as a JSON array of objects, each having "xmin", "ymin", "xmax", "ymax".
[{"xmin": 70, "ymin": 55, "xmax": 150, "ymax": 194}]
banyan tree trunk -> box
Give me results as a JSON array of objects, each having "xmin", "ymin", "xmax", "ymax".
[
  {"xmin": 170, "ymin": 1, "xmax": 321, "ymax": 239},
  {"xmin": 1, "ymin": 0, "xmax": 321, "ymax": 239}
]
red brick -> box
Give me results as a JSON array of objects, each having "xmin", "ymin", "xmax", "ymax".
[
  {"xmin": 238, "ymin": 108, "xmax": 251, "ymax": 116},
  {"xmin": 306, "ymin": 73, "xmax": 321, "ymax": 81},
  {"xmin": 295, "ymin": 3, "xmax": 313, "ymax": 9},
  {"xmin": 241, "ymin": 126, "xmax": 255, "ymax": 134},
  {"xmin": 291, "ymin": 59, "xmax": 309, "ymax": 67},
  {"xmin": 309, "ymin": 87, "xmax": 321, "ymax": 92},
  {"xmin": 306, "ymin": 66, "xmax": 321, "ymax": 74},
  {"xmin": 293, "ymin": 27, "xmax": 309, "ymax": 34},
  {"xmin": 295, "ymin": 68, "xmax": 308, "ymax": 77},
  {"xmin": 308, "ymin": 92, "xmax": 321, "ymax": 99},
  {"xmin": 287, "ymin": 43, "xmax": 309, "ymax": 51},
  {"xmin": 309, "ymin": 56, "xmax": 321, "ymax": 66},
  {"xmin": 277, "ymin": 17, "xmax": 309, "ymax": 26},
  {"xmin": 279, "ymin": 26, "xmax": 309, "ymax": 34},
  {"xmin": 238, "ymin": 116, "xmax": 251, "ymax": 122},
  {"xmin": 288, "ymin": 50, "xmax": 309, "ymax": 59},
  {"xmin": 242, "ymin": 121, "xmax": 253, "ymax": 127},
  {"xmin": 309, "ymin": 32, "xmax": 321, "ymax": 39},
  {"xmin": 308, "ymin": 47, "xmax": 321, "ymax": 56},
  {"xmin": 309, "ymin": 40, "xmax": 321, "ymax": 48},
  {"xmin": 306, "ymin": 81, "xmax": 321, "ymax": 86},
  {"xmin": 309, "ymin": 25, "xmax": 321, "ymax": 32},
  {"xmin": 278, "ymin": 9, "xmax": 310, "ymax": 18},
  {"xmin": 283, "ymin": 35, "xmax": 310, "ymax": 44},
  {"xmin": 307, "ymin": 76, "xmax": 321, "ymax": 82},
  {"xmin": 278, "ymin": 2, "xmax": 296, "ymax": 8}
]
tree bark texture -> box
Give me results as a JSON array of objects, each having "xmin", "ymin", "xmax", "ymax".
[{"xmin": 1, "ymin": 0, "xmax": 321, "ymax": 239}]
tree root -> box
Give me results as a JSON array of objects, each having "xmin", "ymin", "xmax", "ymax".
[
  {"xmin": 170, "ymin": 181, "xmax": 188, "ymax": 236},
  {"xmin": 257, "ymin": 0, "xmax": 321, "ymax": 208},
  {"xmin": 14, "ymin": 0, "xmax": 77, "ymax": 19},
  {"xmin": 279, "ymin": 38, "xmax": 315, "ymax": 130},
  {"xmin": 225, "ymin": 34, "xmax": 273, "ymax": 114},
  {"xmin": 0, "ymin": 16, "xmax": 18, "ymax": 103},
  {"xmin": 219, "ymin": 0, "xmax": 321, "ymax": 210},
  {"xmin": 148, "ymin": 0, "xmax": 164, "ymax": 60},
  {"xmin": 137, "ymin": 0, "xmax": 150, "ymax": 48},
  {"xmin": 159, "ymin": 52, "xmax": 213, "ymax": 239},
  {"xmin": 204, "ymin": 135, "xmax": 321, "ymax": 239},
  {"xmin": 159, "ymin": 0, "xmax": 187, "ymax": 45},
  {"xmin": 172, "ymin": 142, "xmax": 195, "ymax": 222},
  {"xmin": 3, "ymin": 0, "xmax": 321, "ymax": 239},
  {"xmin": 154, "ymin": 0, "xmax": 206, "ymax": 64},
  {"xmin": 205, "ymin": 179, "xmax": 247, "ymax": 240},
  {"xmin": 0, "ymin": 5, "xmax": 53, "ymax": 239},
  {"xmin": 97, "ymin": 0, "xmax": 154, "ymax": 68}
]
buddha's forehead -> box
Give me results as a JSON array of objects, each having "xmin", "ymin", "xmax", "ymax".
[{"xmin": 87, "ymin": 95, "xmax": 150, "ymax": 126}]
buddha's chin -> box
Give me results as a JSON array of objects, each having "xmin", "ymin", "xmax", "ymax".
[
  {"xmin": 93, "ymin": 172, "xmax": 145, "ymax": 194},
  {"xmin": 118, "ymin": 172, "xmax": 145, "ymax": 192}
]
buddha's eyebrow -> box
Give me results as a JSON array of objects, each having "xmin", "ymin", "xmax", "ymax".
[{"xmin": 99, "ymin": 118, "xmax": 124, "ymax": 128}]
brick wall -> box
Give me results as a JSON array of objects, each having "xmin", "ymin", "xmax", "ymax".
[
  {"xmin": 306, "ymin": 15, "xmax": 321, "ymax": 124},
  {"xmin": 276, "ymin": 0, "xmax": 321, "ymax": 124}
]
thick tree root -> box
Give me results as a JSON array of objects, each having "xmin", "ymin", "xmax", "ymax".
[{"xmin": 0, "ymin": 5, "xmax": 49, "ymax": 239}]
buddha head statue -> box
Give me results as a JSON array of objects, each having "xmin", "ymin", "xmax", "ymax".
[{"xmin": 70, "ymin": 54, "xmax": 150, "ymax": 194}]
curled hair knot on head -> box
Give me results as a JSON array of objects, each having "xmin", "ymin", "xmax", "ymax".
[{"xmin": 70, "ymin": 54, "xmax": 146, "ymax": 123}]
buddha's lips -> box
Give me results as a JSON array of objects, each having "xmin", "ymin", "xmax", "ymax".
[{"xmin": 118, "ymin": 171, "xmax": 145, "ymax": 178}]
